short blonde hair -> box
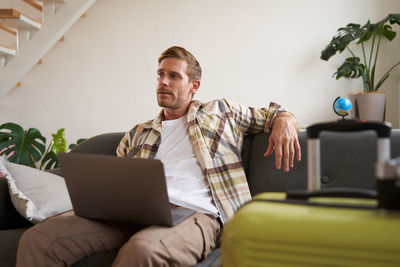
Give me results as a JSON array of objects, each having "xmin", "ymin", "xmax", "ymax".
[{"xmin": 158, "ymin": 46, "xmax": 202, "ymax": 82}]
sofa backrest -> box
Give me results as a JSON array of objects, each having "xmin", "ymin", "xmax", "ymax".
[
  {"xmin": 71, "ymin": 130, "xmax": 400, "ymax": 198},
  {"xmin": 242, "ymin": 129, "xmax": 400, "ymax": 196},
  {"xmin": 70, "ymin": 132, "xmax": 124, "ymax": 155}
]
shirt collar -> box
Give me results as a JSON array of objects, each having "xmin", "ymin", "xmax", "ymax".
[
  {"xmin": 187, "ymin": 100, "xmax": 201, "ymax": 124},
  {"xmin": 144, "ymin": 100, "xmax": 202, "ymax": 131},
  {"xmin": 142, "ymin": 109, "xmax": 163, "ymax": 132}
]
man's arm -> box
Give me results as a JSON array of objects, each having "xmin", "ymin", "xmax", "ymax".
[
  {"xmin": 221, "ymin": 98, "xmax": 301, "ymax": 172},
  {"xmin": 116, "ymin": 131, "xmax": 130, "ymax": 157},
  {"xmin": 221, "ymin": 99, "xmax": 283, "ymax": 135},
  {"xmin": 264, "ymin": 112, "xmax": 301, "ymax": 172}
]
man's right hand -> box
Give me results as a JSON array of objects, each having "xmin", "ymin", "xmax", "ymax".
[{"xmin": 264, "ymin": 113, "xmax": 301, "ymax": 172}]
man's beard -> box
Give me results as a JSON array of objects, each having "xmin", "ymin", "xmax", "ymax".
[
  {"xmin": 157, "ymin": 94, "xmax": 179, "ymax": 109},
  {"xmin": 158, "ymin": 99, "xmax": 178, "ymax": 109},
  {"xmin": 157, "ymin": 87, "xmax": 178, "ymax": 109}
]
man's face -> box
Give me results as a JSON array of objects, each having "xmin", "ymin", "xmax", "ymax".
[{"xmin": 156, "ymin": 58, "xmax": 197, "ymax": 110}]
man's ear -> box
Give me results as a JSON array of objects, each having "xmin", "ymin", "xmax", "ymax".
[{"xmin": 191, "ymin": 80, "xmax": 200, "ymax": 95}]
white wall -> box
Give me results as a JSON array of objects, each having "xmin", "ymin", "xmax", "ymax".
[{"xmin": 0, "ymin": 0, "xmax": 399, "ymax": 145}]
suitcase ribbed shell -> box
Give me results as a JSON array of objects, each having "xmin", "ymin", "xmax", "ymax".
[{"xmin": 222, "ymin": 193, "xmax": 400, "ymax": 267}]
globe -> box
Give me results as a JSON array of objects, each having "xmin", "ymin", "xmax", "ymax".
[{"xmin": 333, "ymin": 97, "xmax": 352, "ymax": 118}]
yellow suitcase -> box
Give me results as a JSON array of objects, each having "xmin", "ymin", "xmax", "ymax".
[
  {"xmin": 222, "ymin": 121, "xmax": 400, "ymax": 267},
  {"xmin": 222, "ymin": 192, "xmax": 400, "ymax": 267}
]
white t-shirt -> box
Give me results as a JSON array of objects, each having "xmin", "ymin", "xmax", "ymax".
[{"xmin": 155, "ymin": 115, "xmax": 219, "ymax": 217}]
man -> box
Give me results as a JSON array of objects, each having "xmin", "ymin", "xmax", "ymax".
[{"xmin": 17, "ymin": 46, "xmax": 300, "ymax": 266}]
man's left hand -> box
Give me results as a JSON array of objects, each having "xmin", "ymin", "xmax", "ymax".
[{"xmin": 264, "ymin": 113, "xmax": 301, "ymax": 172}]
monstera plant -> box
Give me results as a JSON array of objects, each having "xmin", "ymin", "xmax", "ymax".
[
  {"xmin": 321, "ymin": 13, "xmax": 400, "ymax": 92},
  {"xmin": 40, "ymin": 128, "xmax": 68, "ymax": 170},
  {"xmin": 0, "ymin": 122, "xmax": 86, "ymax": 170},
  {"xmin": 321, "ymin": 13, "xmax": 400, "ymax": 121},
  {"xmin": 0, "ymin": 123, "xmax": 46, "ymax": 168}
]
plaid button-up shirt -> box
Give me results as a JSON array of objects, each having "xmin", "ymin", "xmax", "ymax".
[{"xmin": 116, "ymin": 98, "xmax": 284, "ymax": 224}]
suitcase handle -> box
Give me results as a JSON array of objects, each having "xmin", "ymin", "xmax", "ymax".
[
  {"xmin": 286, "ymin": 188, "xmax": 377, "ymax": 200},
  {"xmin": 307, "ymin": 120, "xmax": 392, "ymax": 139}
]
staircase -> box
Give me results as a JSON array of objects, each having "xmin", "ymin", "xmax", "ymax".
[{"xmin": 0, "ymin": 0, "xmax": 96, "ymax": 100}]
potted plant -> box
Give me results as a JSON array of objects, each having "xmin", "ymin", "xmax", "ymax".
[
  {"xmin": 321, "ymin": 14, "xmax": 400, "ymax": 121},
  {"xmin": 0, "ymin": 122, "xmax": 86, "ymax": 171}
]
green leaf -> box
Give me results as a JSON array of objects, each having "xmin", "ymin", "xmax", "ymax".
[
  {"xmin": 77, "ymin": 138, "xmax": 86, "ymax": 144},
  {"xmin": 41, "ymin": 151, "xmax": 59, "ymax": 170},
  {"xmin": 382, "ymin": 25, "xmax": 396, "ymax": 41},
  {"xmin": 0, "ymin": 133, "xmax": 8, "ymax": 143},
  {"xmin": 0, "ymin": 139, "xmax": 14, "ymax": 153},
  {"xmin": 334, "ymin": 57, "xmax": 366, "ymax": 79},
  {"xmin": 39, "ymin": 128, "xmax": 68, "ymax": 170},
  {"xmin": 321, "ymin": 13, "xmax": 400, "ymax": 92},
  {"xmin": 321, "ymin": 14, "xmax": 400, "ymax": 60},
  {"xmin": 389, "ymin": 14, "xmax": 400, "ymax": 26},
  {"xmin": 68, "ymin": 144, "xmax": 76, "ymax": 150},
  {"xmin": 358, "ymin": 31, "xmax": 373, "ymax": 43},
  {"xmin": 0, "ymin": 123, "xmax": 46, "ymax": 167},
  {"xmin": 358, "ymin": 20, "xmax": 373, "ymax": 43},
  {"xmin": 68, "ymin": 138, "xmax": 87, "ymax": 150},
  {"xmin": 375, "ymin": 72, "xmax": 390, "ymax": 91},
  {"xmin": 321, "ymin": 23, "xmax": 365, "ymax": 60},
  {"xmin": 50, "ymin": 128, "xmax": 67, "ymax": 154}
]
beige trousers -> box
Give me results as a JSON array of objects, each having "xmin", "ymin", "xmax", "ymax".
[{"xmin": 16, "ymin": 210, "xmax": 221, "ymax": 267}]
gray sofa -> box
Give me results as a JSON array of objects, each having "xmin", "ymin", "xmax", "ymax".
[{"xmin": 1, "ymin": 129, "xmax": 400, "ymax": 267}]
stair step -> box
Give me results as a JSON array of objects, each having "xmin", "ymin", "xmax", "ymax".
[
  {"xmin": 0, "ymin": 9, "xmax": 42, "ymax": 30},
  {"xmin": 23, "ymin": 0, "xmax": 43, "ymax": 12},
  {"xmin": 0, "ymin": 45, "xmax": 16, "ymax": 57},
  {"xmin": 0, "ymin": 0, "xmax": 96, "ymax": 99},
  {"xmin": 22, "ymin": 0, "xmax": 69, "ymax": 12},
  {"xmin": 32, "ymin": 0, "xmax": 67, "ymax": 2},
  {"xmin": 0, "ymin": 25, "xmax": 17, "ymax": 35}
]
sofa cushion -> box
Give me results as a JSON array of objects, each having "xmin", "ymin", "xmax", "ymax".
[
  {"xmin": 245, "ymin": 129, "xmax": 400, "ymax": 196},
  {"xmin": 246, "ymin": 131, "xmax": 308, "ymax": 195},
  {"xmin": 0, "ymin": 157, "xmax": 72, "ymax": 224}
]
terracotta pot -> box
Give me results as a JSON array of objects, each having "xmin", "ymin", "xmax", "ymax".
[{"xmin": 348, "ymin": 92, "xmax": 386, "ymax": 121}]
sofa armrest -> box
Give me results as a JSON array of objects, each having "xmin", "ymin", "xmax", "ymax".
[
  {"xmin": 0, "ymin": 133, "xmax": 125, "ymax": 231},
  {"xmin": 0, "ymin": 178, "xmax": 32, "ymax": 230}
]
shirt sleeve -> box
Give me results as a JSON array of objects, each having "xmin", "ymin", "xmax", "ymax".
[
  {"xmin": 116, "ymin": 131, "xmax": 130, "ymax": 157},
  {"xmin": 222, "ymin": 98, "xmax": 287, "ymax": 134}
]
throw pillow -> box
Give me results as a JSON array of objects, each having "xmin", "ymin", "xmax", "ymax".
[{"xmin": 0, "ymin": 156, "xmax": 72, "ymax": 223}]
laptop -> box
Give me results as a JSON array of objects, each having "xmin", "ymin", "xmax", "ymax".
[{"xmin": 58, "ymin": 152, "xmax": 196, "ymax": 227}]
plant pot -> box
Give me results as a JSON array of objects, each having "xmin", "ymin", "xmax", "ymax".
[{"xmin": 348, "ymin": 92, "xmax": 386, "ymax": 121}]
